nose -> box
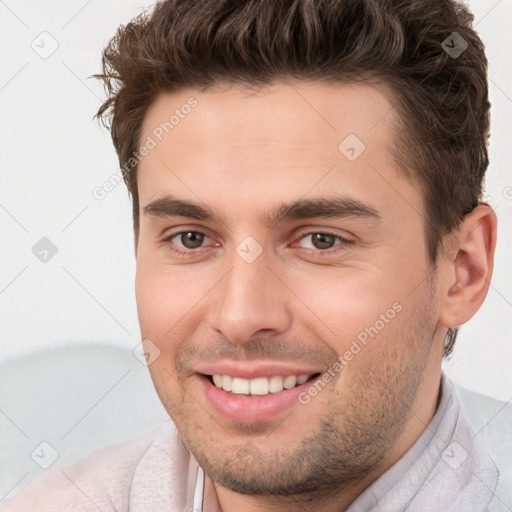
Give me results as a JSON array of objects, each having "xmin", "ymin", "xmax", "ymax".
[{"xmin": 207, "ymin": 248, "xmax": 292, "ymax": 344}]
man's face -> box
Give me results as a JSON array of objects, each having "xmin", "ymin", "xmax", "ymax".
[{"xmin": 135, "ymin": 81, "xmax": 444, "ymax": 495}]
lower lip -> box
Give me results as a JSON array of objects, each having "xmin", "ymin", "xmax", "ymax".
[{"xmin": 199, "ymin": 375, "xmax": 317, "ymax": 423}]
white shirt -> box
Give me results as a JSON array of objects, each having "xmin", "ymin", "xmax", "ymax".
[{"xmin": 2, "ymin": 376, "xmax": 510, "ymax": 511}]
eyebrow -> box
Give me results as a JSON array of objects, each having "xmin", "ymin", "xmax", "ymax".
[
  {"xmin": 265, "ymin": 197, "xmax": 381, "ymax": 225},
  {"xmin": 143, "ymin": 194, "xmax": 382, "ymax": 225},
  {"xmin": 143, "ymin": 196, "xmax": 222, "ymax": 223}
]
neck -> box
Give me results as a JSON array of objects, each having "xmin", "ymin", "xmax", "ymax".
[{"xmin": 211, "ymin": 476, "xmax": 371, "ymax": 512}]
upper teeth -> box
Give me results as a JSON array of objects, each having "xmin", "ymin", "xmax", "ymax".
[{"xmin": 211, "ymin": 374, "xmax": 312, "ymax": 395}]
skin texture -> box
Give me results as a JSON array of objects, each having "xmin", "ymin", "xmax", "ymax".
[{"xmin": 134, "ymin": 81, "xmax": 496, "ymax": 512}]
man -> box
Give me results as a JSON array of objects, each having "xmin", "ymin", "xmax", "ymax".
[{"xmin": 3, "ymin": 0, "xmax": 510, "ymax": 510}]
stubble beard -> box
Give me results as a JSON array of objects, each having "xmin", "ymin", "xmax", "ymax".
[
  {"xmin": 176, "ymin": 317, "xmax": 435, "ymax": 499},
  {"xmin": 164, "ymin": 277, "xmax": 439, "ymax": 499}
]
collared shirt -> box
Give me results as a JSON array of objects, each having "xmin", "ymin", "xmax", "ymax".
[{"xmin": 2, "ymin": 376, "xmax": 509, "ymax": 511}]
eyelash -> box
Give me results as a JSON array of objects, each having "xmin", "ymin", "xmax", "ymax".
[{"xmin": 162, "ymin": 229, "xmax": 354, "ymax": 257}]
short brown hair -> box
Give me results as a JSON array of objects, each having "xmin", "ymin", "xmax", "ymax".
[{"xmin": 95, "ymin": 0, "xmax": 490, "ymax": 356}]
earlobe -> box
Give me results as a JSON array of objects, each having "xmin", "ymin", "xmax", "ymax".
[{"xmin": 438, "ymin": 205, "xmax": 497, "ymax": 328}]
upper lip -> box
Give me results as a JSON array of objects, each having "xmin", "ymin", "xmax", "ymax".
[{"xmin": 195, "ymin": 362, "xmax": 321, "ymax": 379}]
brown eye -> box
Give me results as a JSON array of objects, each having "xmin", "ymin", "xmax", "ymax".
[
  {"xmin": 179, "ymin": 231, "xmax": 205, "ymax": 249},
  {"xmin": 294, "ymin": 231, "xmax": 355, "ymax": 255},
  {"xmin": 310, "ymin": 233, "xmax": 336, "ymax": 249},
  {"xmin": 298, "ymin": 232, "xmax": 339, "ymax": 250}
]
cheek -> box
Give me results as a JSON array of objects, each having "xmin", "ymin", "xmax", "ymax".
[
  {"xmin": 135, "ymin": 260, "xmax": 183, "ymax": 342},
  {"xmin": 135, "ymin": 258, "xmax": 214, "ymax": 349},
  {"xmin": 135, "ymin": 265, "xmax": 191, "ymax": 407},
  {"xmin": 289, "ymin": 269, "xmax": 402, "ymax": 347}
]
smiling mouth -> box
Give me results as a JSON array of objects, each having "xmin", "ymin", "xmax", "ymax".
[{"xmin": 206, "ymin": 373, "xmax": 321, "ymax": 396}]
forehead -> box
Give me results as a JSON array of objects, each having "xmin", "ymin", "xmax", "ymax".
[
  {"xmin": 140, "ymin": 80, "xmax": 398, "ymax": 153},
  {"xmin": 136, "ymin": 81, "xmax": 421, "ymax": 224}
]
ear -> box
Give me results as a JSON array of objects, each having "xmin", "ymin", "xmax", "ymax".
[{"xmin": 438, "ymin": 204, "xmax": 497, "ymax": 328}]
